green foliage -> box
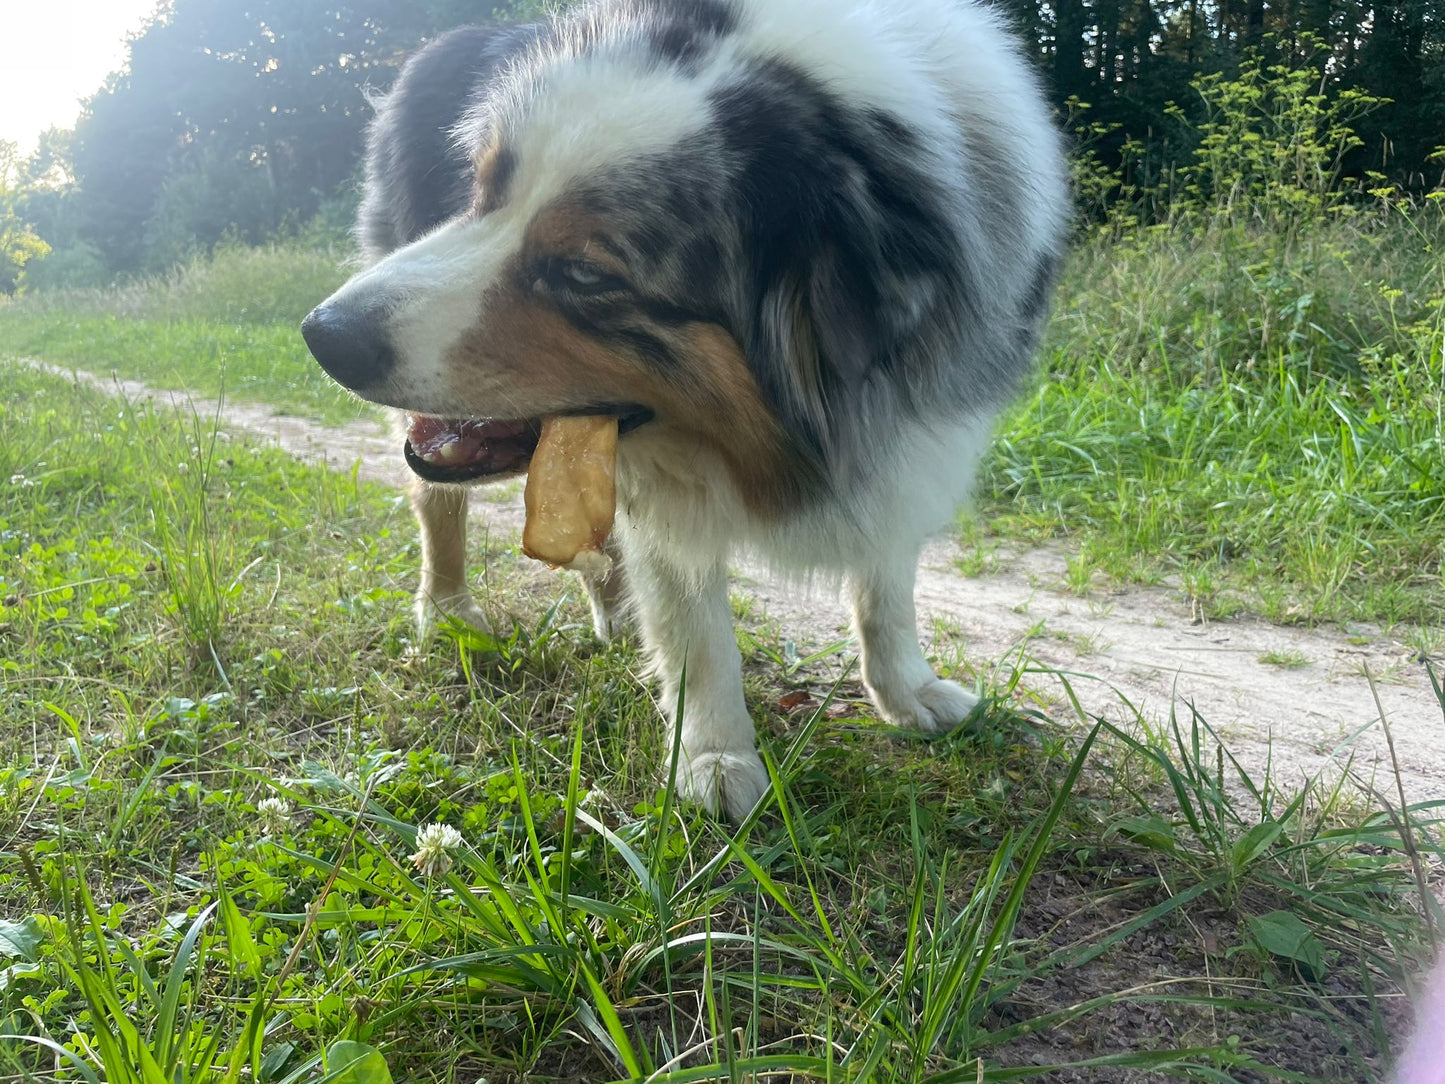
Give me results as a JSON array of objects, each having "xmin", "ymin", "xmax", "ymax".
[
  {"xmin": 0, "ymin": 239, "xmax": 363, "ymax": 425},
  {"xmin": 0, "ymin": 363, "xmax": 376, "ymax": 702},
  {"xmin": 142, "ymin": 149, "xmax": 281, "ymax": 271},
  {"xmin": 984, "ymin": 56, "xmax": 1445, "ymax": 624},
  {"xmin": 1082, "ymin": 43, "xmax": 1391, "ymax": 232},
  {"xmin": 18, "ymin": 241, "xmax": 109, "ymax": 292},
  {"xmin": 9, "ymin": 239, "xmax": 349, "ymax": 326},
  {"xmin": 1168, "ymin": 48, "xmax": 1385, "ymax": 225},
  {"xmin": 12, "ymin": 0, "xmax": 1445, "ymax": 281},
  {"xmin": 137, "ymin": 402, "xmax": 242, "ymax": 657},
  {"xmin": 0, "ymin": 141, "xmax": 51, "ymax": 296},
  {"xmin": 4, "ymin": 864, "xmax": 394, "ymax": 1083},
  {"xmin": 325, "ymin": 1042, "xmax": 393, "ymax": 1084},
  {"xmin": 1248, "ymin": 911, "xmax": 1326, "ymax": 980},
  {"xmin": 0, "ymin": 918, "xmax": 43, "ymax": 961},
  {"xmin": 0, "ymin": 312, "xmax": 366, "ymax": 425}
]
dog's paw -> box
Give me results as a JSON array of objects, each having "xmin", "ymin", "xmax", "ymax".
[
  {"xmin": 587, "ymin": 595, "xmax": 627, "ymax": 643},
  {"xmin": 414, "ymin": 592, "xmax": 491, "ymax": 640},
  {"xmin": 581, "ymin": 563, "xmax": 628, "ymax": 644},
  {"xmin": 677, "ymin": 749, "xmax": 770, "ymax": 821},
  {"xmin": 876, "ymin": 678, "xmax": 980, "ymax": 733}
]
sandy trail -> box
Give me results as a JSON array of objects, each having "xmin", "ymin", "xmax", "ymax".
[{"xmin": 31, "ymin": 359, "xmax": 1445, "ymax": 804}]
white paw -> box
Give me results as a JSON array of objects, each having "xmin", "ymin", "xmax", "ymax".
[
  {"xmin": 581, "ymin": 565, "xmax": 628, "ymax": 644},
  {"xmin": 677, "ymin": 749, "xmax": 770, "ymax": 821},
  {"xmin": 587, "ymin": 597, "xmax": 626, "ymax": 643},
  {"xmin": 874, "ymin": 678, "xmax": 980, "ymax": 733},
  {"xmin": 415, "ymin": 592, "xmax": 491, "ymax": 640}
]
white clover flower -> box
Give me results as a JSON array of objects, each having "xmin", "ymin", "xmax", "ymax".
[
  {"xmin": 10, "ymin": 474, "xmax": 34, "ymax": 488},
  {"xmin": 257, "ymin": 796, "xmax": 291, "ymax": 835},
  {"xmin": 409, "ymin": 823, "xmax": 463, "ymax": 878}
]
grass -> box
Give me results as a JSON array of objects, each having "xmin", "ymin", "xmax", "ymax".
[
  {"xmin": 5, "ymin": 203, "xmax": 1443, "ymax": 626},
  {"xmin": 0, "ymin": 242, "xmax": 366, "ymax": 426},
  {"xmin": 12, "ymin": 240, "xmax": 347, "ymax": 326},
  {"xmin": 980, "ymin": 204, "xmax": 1445, "ymax": 628},
  {"xmin": 1259, "ymin": 650, "xmax": 1311, "ymax": 670},
  {"xmin": 1, "ymin": 338, "xmax": 1443, "ymax": 1081}
]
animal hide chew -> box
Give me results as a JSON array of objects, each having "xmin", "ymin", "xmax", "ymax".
[{"xmin": 522, "ymin": 415, "xmax": 617, "ymax": 577}]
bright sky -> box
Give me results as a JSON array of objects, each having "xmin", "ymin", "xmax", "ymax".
[{"xmin": 0, "ymin": 0, "xmax": 160, "ymax": 156}]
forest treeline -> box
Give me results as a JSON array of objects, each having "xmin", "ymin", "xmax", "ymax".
[{"xmin": 2, "ymin": 0, "xmax": 1443, "ymax": 292}]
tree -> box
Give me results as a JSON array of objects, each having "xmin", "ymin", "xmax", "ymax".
[
  {"xmin": 25, "ymin": 0, "xmax": 1445, "ymax": 279},
  {"xmin": 0, "ymin": 141, "xmax": 52, "ymax": 295},
  {"xmin": 67, "ymin": 0, "xmax": 451, "ymax": 272},
  {"xmin": 1349, "ymin": 0, "xmax": 1445, "ymax": 180}
]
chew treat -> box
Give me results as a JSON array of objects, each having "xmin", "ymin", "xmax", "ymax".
[{"xmin": 522, "ymin": 415, "xmax": 618, "ymax": 576}]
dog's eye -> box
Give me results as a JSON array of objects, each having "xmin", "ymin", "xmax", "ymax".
[
  {"xmin": 562, "ymin": 260, "xmax": 605, "ymax": 287},
  {"xmin": 537, "ymin": 258, "xmax": 623, "ymax": 296}
]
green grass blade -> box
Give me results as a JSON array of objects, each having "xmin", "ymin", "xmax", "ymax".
[
  {"xmin": 953, "ymin": 720, "xmax": 1103, "ymax": 1049},
  {"xmin": 155, "ymin": 900, "xmax": 220, "ymax": 1070},
  {"xmin": 0, "ymin": 1035, "xmax": 105, "ymax": 1084}
]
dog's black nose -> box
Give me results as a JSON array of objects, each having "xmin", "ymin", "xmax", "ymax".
[{"xmin": 301, "ymin": 303, "xmax": 396, "ymax": 391}]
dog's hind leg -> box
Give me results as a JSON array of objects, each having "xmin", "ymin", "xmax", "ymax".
[
  {"xmin": 627, "ymin": 549, "xmax": 768, "ymax": 821},
  {"xmin": 580, "ymin": 534, "xmax": 629, "ymax": 642},
  {"xmin": 411, "ymin": 477, "xmax": 490, "ymax": 637},
  {"xmin": 849, "ymin": 552, "xmax": 980, "ymax": 732}
]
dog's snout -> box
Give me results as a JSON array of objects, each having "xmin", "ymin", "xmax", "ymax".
[{"xmin": 301, "ymin": 303, "xmax": 396, "ymax": 391}]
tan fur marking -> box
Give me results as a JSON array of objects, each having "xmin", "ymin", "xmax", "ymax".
[
  {"xmin": 449, "ymin": 280, "xmax": 636, "ymax": 404},
  {"xmin": 782, "ymin": 278, "xmax": 829, "ymax": 436},
  {"xmin": 672, "ymin": 323, "xmax": 805, "ymax": 511},
  {"xmin": 443, "ymin": 270, "xmax": 802, "ymax": 515},
  {"xmin": 475, "ymin": 140, "xmax": 516, "ymax": 216}
]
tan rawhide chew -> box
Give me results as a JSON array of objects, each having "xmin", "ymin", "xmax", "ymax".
[{"xmin": 522, "ymin": 415, "xmax": 618, "ymax": 577}]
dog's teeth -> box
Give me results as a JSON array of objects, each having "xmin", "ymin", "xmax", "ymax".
[{"xmin": 417, "ymin": 442, "xmax": 461, "ymax": 465}]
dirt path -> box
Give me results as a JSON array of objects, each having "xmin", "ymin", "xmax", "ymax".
[{"xmin": 31, "ymin": 359, "xmax": 1445, "ymax": 804}]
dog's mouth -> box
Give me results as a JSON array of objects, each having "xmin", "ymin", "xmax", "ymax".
[{"xmin": 402, "ymin": 406, "xmax": 653, "ymax": 484}]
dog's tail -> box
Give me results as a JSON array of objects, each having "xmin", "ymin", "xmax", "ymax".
[{"xmin": 1396, "ymin": 954, "xmax": 1445, "ymax": 1084}]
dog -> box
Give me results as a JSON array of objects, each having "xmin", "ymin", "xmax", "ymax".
[{"xmin": 301, "ymin": 0, "xmax": 1069, "ymax": 820}]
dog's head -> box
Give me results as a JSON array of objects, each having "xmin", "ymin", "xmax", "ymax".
[{"xmin": 302, "ymin": 1, "xmax": 972, "ymax": 512}]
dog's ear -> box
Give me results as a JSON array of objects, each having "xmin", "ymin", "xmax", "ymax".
[
  {"xmin": 751, "ymin": 218, "xmax": 943, "ymax": 462},
  {"xmin": 752, "ymin": 245, "xmax": 875, "ymax": 454},
  {"xmin": 803, "ymin": 244, "xmax": 883, "ymax": 392}
]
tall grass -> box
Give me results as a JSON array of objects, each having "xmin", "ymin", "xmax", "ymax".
[
  {"xmin": 988, "ymin": 212, "xmax": 1444, "ymax": 622},
  {"xmin": 0, "ymin": 241, "xmax": 367, "ymax": 424},
  {"xmin": 981, "ymin": 54, "xmax": 1445, "ymax": 625},
  {"xmin": 8, "ymin": 240, "xmax": 351, "ymax": 326}
]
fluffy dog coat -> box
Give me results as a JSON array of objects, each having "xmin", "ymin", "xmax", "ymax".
[{"xmin": 302, "ymin": 0, "xmax": 1070, "ymax": 818}]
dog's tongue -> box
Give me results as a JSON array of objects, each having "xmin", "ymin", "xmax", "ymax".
[{"xmin": 406, "ymin": 414, "xmax": 538, "ymax": 473}]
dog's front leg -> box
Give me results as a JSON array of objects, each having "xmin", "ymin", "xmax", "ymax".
[
  {"xmin": 850, "ymin": 553, "xmax": 980, "ymax": 732},
  {"xmin": 410, "ymin": 476, "xmax": 490, "ymax": 637},
  {"xmin": 628, "ymin": 551, "xmax": 768, "ymax": 821},
  {"xmin": 579, "ymin": 534, "xmax": 629, "ymax": 642}
]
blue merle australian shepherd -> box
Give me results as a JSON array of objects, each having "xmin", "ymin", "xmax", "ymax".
[{"xmin": 301, "ymin": 0, "xmax": 1069, "ymax": 820}]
